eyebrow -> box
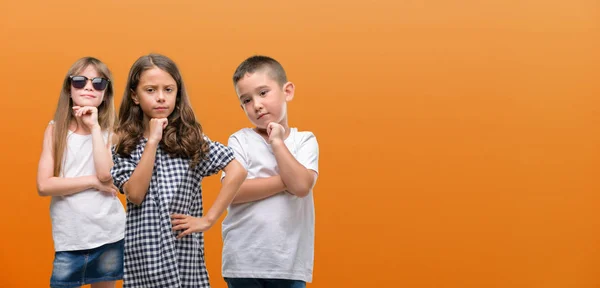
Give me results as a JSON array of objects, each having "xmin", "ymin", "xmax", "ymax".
[
  {"xmin": 140, "ymin": 83, "xmax": 176, "ymax": 87},
  {"xmin": 239, "ymin": 85, "xmax": 270, "ymax": 99}
]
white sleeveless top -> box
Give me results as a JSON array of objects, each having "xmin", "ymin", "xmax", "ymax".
[{"xmin": 49, "ymin": 127, "xmax": 125, "ymax": 251}]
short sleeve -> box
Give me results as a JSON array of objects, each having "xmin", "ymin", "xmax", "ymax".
[
  {"xmin": 220, "ymin": 134, "xmax": 248, "ymax": 181},
  {"xmin": 296, "ymin": 132, "xmax": 319, "ymax": 175},
  {"xmin": 199, "ymin": 136, "xmax": 235, "ymax": 177},
  {"xmin": 111, "ymin": 146, "xmax": 138, "ymax": 194}
]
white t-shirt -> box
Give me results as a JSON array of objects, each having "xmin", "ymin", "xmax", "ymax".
[
  {"xmin": 221, "ymin": 128, "xmax": 319, "ymax": 282},
  {"xmin": 50, "ymin": 128, "xmax": 126, "ymax": 251}
]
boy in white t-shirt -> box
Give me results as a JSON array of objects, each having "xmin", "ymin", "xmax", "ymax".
[{"xmin": 221, "ymin": 55, "xmax": 320, "ymax": 288}]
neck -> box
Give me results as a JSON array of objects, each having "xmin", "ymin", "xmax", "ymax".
[{"xmin": 70, "ymin": 116, "xmax": 92, "ymax": 134}]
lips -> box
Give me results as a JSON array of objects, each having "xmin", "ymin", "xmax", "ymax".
[
  {"xmin": 154, "ymin": 107, "xmax": 168, "ymax": 110},
  {"xmin": 81, "ymin": 94, "xmax": 95, "ymax": 98},
  {"xmin": 257, "ymin": 113, "xmax": 268, "ymax": 120}
]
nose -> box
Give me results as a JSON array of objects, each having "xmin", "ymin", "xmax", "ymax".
[
  {"xmin": 83, "ymin": 79, "xmax": 94, "ymax": 91},
  {"xmin": 156, "ymin": 90, "xmax": 166, "ymax": 102},
  {"xmin": 253, "ymin": 97, "xmax": 263, "ymax": 112}
]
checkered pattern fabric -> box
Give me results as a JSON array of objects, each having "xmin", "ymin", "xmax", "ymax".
[{"xmin": 112, "ymin": 136, "xmax": 234, "ymax": 288}]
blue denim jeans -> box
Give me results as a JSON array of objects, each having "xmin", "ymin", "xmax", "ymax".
[{"xmin": 50, "ymin": 239, "xmax": 124, "ymax": 288}]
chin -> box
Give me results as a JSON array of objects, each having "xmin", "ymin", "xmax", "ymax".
[
  {"xmin": 253, "ymin": 124, "xmax": 267, "ymax": 130},
  {"xmin": 74, "ymin": 99, "xmax": 99, "ymax": 107},
  {"xmin": 153, "ymin": 111, "xmax": 173, "ymax": 118}
]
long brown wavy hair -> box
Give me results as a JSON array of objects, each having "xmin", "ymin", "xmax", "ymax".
[
  {"xmin": 52, "ymin": 57, "xmax": 116, "ymax": 177},
  {"xmin": 114, "ymin": 54, "xmax": 208, "ymax": 168}
]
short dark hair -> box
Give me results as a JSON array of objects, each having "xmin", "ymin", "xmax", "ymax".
[{"xmin": 233, "ymin": 55, "xmax": 288, "ymax": 87}]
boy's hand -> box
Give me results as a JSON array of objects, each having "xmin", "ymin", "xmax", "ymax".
[
  {"xmin": 148, "ymin": 118, "xmax": 168, "ymax": 143},
  {"xmin": 171, "ymin": 214, "xmax": 214, "ymax": 239},
  {"xmin": 267, "ymin": 122, "xmax": 285, "ymax": 144},
  {"xmin": 73, "ymin": 106, "xmax": 100, "ymax": 130}
]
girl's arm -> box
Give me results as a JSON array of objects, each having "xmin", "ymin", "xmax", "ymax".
[
  {"xmin": 172, "ymin": 159, "xmax": 247, "ymax": 239},
  {"xmin": 74, "ymin": 106, "xmax": 113, "ymax": 182},
  {"xmin": 121, "ymin": 139, "xmax": 157, "ymax": 205},
  {"xmin": 121, "ymin": 118, "xmax": 166, "ymax": 205},
  {"xmin": 37, "ymin": 123, "xmax": 117, "ymax": 197},
  {"xmin": 90, "ymin": 125, "xmax": 114, "ymax": 183},
  {"xmin": 204, "ymin": 159, "xmax": 247, "ymax": 220}
]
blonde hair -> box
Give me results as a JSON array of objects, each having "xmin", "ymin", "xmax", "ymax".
[{"xmin": 52, "ymin": 57, "xmax": 116, "ymax": 176}]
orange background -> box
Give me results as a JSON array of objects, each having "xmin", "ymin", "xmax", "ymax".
[{"xmin": 1, "ymin": 0, "xmax": 599, "ymax": 287}]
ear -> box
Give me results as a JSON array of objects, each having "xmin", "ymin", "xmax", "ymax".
[
  {"xmin": 283, "ymin": 81, "xmax": 295, "ymax": 102},
  {"xmin": 131, "ymin": 89, "xmax": 140, "ymax": 105}
]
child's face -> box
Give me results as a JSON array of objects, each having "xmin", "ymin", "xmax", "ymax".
[
  {"xmin": 236, "ymin": 70, "xmax": 294, "ymax": 129},
  {"xmin": 132, "ymin": 67, "xmax": 177, "ymax": 121},
  {"xmin": 70, "ymin": 65, "xmax": 106, "ymax": 108}
]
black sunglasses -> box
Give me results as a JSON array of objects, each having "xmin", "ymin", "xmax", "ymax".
[{"xmin": 70, "ymin": 75, "xmax": 110, "ymax": 91}]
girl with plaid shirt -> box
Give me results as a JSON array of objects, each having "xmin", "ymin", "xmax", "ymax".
[{"xmin": 111, "ymin": 54, "xmax": 247, "ymax": 288}]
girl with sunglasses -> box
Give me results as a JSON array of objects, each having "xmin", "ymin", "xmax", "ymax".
[
  {"xmin": 111, "ymin": 54, "xmax": 246, "ymax": 287},
  {"xmin": 36, "ymin": 57, "xmax": 126, "ymax": 288}
]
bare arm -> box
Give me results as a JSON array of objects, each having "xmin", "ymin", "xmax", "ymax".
[
  {"xmin": 37, "ymin": 123, "xmax": 116, "ymax": 197},
  {"xmin": 230, "ymin": 176, "xmax": 287, "ymax": 204},
  {"xmin": 90, "ymin": 125, "xmax": 113, "ymax": 182},
  {"xmin": 172, "ymin": 159, "xmax": 247, "ymax": 239},
  {"xmin": 271, "ymin": 139, "xmax": 317, "ymax": 197},
  {"xmin": 122, "ymin": 139, "xmax": 158, "ymax": 205},
  {"xmin": 223, "ymin": 133, "xmax": 284, "ymax": 204},
  {"xmin": 121, "ymin": 118, "xmax": 169, "ymax": 205},
  {"xmin": 205, "ymin": 159, "xmax": 247, "ymax": 220},
  {"xmin": 73, "ymin": 106, "xmax": 114, "ymax": 182}
]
